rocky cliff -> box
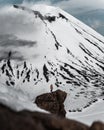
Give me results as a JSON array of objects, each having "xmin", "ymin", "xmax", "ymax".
[{"xmin": 35, "ymin": 89, "xmax": 67, "ymax": 117}]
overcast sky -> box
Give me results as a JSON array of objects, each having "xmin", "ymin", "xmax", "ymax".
[
  {"xmin": 55, "ymin": 0, "xmax": 104, "ymax": 13},
  {"xmin": 23, "ymin": 0, "xmax": 104, "ymax": 13},
  {"xmin": 0, "ymin": 0, "xmax": 104, "ymax": 13}
]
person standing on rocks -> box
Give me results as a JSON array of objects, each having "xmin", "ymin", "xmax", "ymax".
[{"xmin": 50, "ymin": 84, "xmax": 53, "ymax": 93}]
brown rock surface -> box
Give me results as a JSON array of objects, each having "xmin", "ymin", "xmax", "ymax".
[
  {"xmin": 0, "ymin": 103, "xmax": 104, "ymax": 130},
  {"xmin": 35, "ymin": 89, "xmax": 67, "ymax": 117},
  {"xmin": 90, "ymin": 122, "xmax": 104, "ymax": 130},
  {"xmin": 0, "ymin": 103, "xmax": 89, "ymax": 130}
]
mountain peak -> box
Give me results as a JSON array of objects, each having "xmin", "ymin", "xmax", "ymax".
[{"xmin": 0, "ymin": 4, "xmax": 104, "ymax": 112}]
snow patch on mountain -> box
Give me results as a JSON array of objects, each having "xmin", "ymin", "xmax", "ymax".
[
  {"xmin": 0, "ymin": 4, "xmax": 104, "ymax": 114},
  {"xmin": 67, "ymin": 99, "xmax": 104, "ymax": 125}
]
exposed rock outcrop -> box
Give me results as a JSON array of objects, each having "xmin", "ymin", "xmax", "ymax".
[
  {"xmin": 0, "ymin": 103, "xmax": 88, "ymax": 130},
  {"xmin": 35, "ymin": 89, "xmax": 67, "ymax": 117},
  {"xmin": 90, "ymin": 122, "xmax": 104, "ymax": 130},
  {"xmin": 0, "ymin": 103, "xmax": 104, "ymax": 130}
]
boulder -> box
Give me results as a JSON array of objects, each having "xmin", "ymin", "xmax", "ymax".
[
  {"xmin": 0, "ymin": 104, "xmax": 44, "ymax": 130},
  {"xmin": 90, "ymin": 122, "xmax": 104, "ymax": 130},
  {"xmin": 0, "ymin": 103, "xmax": 104, "ymax": 130},
  {"xmin": 35, "ymin": 89, "xmax": 67, "ymax": 117},
  {"xmin": 0, "ymin": 103, "xmax": 89, "ymax": 130}
]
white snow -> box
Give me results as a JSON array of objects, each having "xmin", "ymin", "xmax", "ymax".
[
  {"xmin": 66, "ymin": 99, "xmax": 104, "ymax": 125},
  {"xmin": 0, "ymin": 4, "xmax": 104, "ymax": 125},
  {"xmin": 0, "ymin": 85, "xmax": 48, "ymax": 113}
]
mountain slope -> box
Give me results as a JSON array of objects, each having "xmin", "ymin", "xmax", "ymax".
[
  {"xmin": 0, "ymin": 4, "xmax": 104, "ymax": 112},
  {"xmin": 67, "ymin": 99, "xmax": 104, "ymax": 125}
]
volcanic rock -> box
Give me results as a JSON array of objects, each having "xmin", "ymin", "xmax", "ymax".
[
  {"xmin": 90, "ymin": 122, "xmax": 104, "ymax": 130},
  {"xmin": 0, "ymin": 103, "xmax": 104, "ymax": 130},
  {"xmin": 0, "ymin": 103, "xmax": 89, "ymax": 130},
  {"xmin": 35, "ymin": 89, "xmax": 67, "ymax": 117}
]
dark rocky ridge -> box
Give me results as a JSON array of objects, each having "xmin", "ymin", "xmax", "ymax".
[
  {"xmin": 35, "ymin": 89, "xmax": 67, "ymax": 117},
  {"xmin": 0, "ymin": 103, "xmax": 104, "ymax": 130}
]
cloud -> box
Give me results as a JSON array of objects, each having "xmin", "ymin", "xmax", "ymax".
[
  {"xmin": 0, "ymin": 34, "xmax": 37, "ymax": 47},
  {"xmin": 0, "ymin": 5, "xmax": 43, "ymax": 39},
  {"xmin": 53, "ymin": 0, "xmax": 104, "ymax": 14},
  {"xmin": 23, "ymin": 0, "xmax": 104, "ymax": 14},
  {"xmin": 0, "ymin": 0, "xmax": 104, "ymax": 36},
  {"xmin": 90, "ymin": 20, "xmax": 102, "ymax": 29},
  {"xmin": 1, "ymin": 0, "xmax": 104, "ymax": 14}
]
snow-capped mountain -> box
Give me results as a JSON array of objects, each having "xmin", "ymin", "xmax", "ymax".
[{"xmin": 0, "ymin": 4, "xmax": 104, "ymax": 112}]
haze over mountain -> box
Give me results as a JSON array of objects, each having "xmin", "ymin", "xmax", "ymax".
[{"xmin": 0, "ymin": 0, "xmax": 104, "ymax": 35}]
